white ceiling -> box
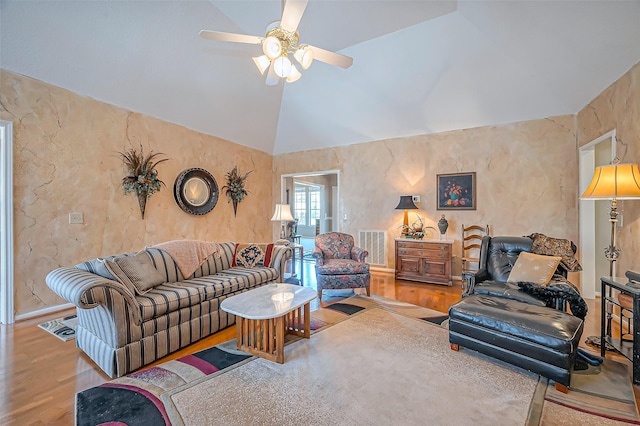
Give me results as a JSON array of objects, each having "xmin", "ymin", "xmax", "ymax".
[{"xmin": 2, "ymin": 1, "xmax": 640, "ymax": 155}]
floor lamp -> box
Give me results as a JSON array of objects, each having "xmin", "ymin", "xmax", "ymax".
[
  {"xmin": 271, "ymin": 204, "xmax": 295, "ymax": 239},
  {"xmin": 581, "ymin": 162, "xmax": 640, "ymax": 334}
]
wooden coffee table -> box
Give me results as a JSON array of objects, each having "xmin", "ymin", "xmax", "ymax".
[{"xmin": 220, "ymin": 283, "xmax": 317, "ymax": 363}]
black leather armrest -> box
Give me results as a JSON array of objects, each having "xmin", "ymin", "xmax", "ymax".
[{"xmin": 465, "ymin": 269, "xmax": 490, "ymax": 295}]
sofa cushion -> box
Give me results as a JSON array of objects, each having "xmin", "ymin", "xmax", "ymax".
[
  {"xmin": 146, "ymin": 248, "xmax": 185, "ymax": 283},
  {"xmin": 449, "ymin": 295, "xmax": 584, "ymax": 354},
  {"xmin": 215, "ymin": 267, "xmax": 279, "ymax": 289},
  {"xmin": 179, "ymin": 275, "xmax": 245, "ymax": 301},
  {"xmin": 136, "ymin": 283, "xmax": 203, "ymax": 321},
  {"xmin": 107, "ymin": 251, "xmax": 166, "ymax": 295},
  {"xmin": 507, "ymin": 252, "xmax": 561, "ymax": 286},
  {"xmin": 316, "ymin": 259, "xmax": 370, "ymax": 275},
  {"xmin": 190, "ymin": 242, "xmax": 235, "ymax": 279},
  {"xmin": 232, "ymin": 243, "xmax": 275, "ymax": 268},
  {"xmin": 471, "ymin": 281, "xmax": 547, "ymax": 307},
  {"xmin": 485, "ymin": 237, "xmax": 533, "ymax": 282}
]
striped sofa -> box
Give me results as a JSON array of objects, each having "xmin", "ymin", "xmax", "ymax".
[{"xmin": 46, "ymin": 242, "xmax": 289, "ymax": 378}]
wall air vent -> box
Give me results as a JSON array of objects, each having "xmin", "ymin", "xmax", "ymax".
[{"xmin": 358, "ymin": 230, "xmax": 386, "ymax": 267}]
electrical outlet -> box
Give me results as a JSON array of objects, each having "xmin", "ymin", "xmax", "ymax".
[
  {"xmin": 69, "ymin": 212, "xmax": 84, "ymax": 224},
  {"xmin": 412, "ymin": 195, "xmax": 420, "ymax": 203}
]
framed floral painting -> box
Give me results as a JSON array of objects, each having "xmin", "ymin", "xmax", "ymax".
[{"xmin": 437, "ymin": 172, "xmax": 476, "ymax": 210}]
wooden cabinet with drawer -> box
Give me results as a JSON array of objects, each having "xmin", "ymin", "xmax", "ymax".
[{"xmin": 395, "ymin": 238, "xmax": 453, "ymax": 286}]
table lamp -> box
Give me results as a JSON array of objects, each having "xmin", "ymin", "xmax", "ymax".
[
  {"xmin": 395, "ymin": 195, "xmax": 418, "ymax": 236},
  {"xmin": 271, "ymin": 204, "xmax": 295, "ymax": 239}
]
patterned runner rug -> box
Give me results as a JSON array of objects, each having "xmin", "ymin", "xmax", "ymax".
[
  {"xmin": 37, "ymin": 314, "xmax": 77, "ymax": 342},
  {"xmin": 528, "ymin": 354, "xmax": 640, "ymax": 425}
]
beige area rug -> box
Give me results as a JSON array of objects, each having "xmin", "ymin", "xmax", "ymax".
[{"xmin": 166, "ymin": 307, "xmax": 539, "ymax": 425}]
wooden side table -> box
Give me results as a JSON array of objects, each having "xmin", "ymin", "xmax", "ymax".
[
  {"xmin": 600, "ymin": 276, "xmax": 640, "ymax": 385},
  {"xmin": 287, "ymin": 244, "xmax": 304, "ymax": 286}
]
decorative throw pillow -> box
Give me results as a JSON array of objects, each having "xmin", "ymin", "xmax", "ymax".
[
  {"xmin": 75, "ymin": 258, "xmax": 118, "ymax": 281},
  {"xmin": 233, "ymin": 243, "xmax": 274, "ymax": 268},
  {"xmin": 507, "ymin": 252, "xmax": 562, "ymax": 286},
  {"xmin": 529, "ymin": 233, "xmax": 582, "ymax": 272},
  {"xmin": 103, "ymin": 259, "xmax": 138, "ymax": 295},
  {"xmin": 105, "ymin": 251, "xmax": 165, "ymax": 295}
]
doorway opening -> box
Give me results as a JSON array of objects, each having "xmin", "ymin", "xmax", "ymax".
[
  {"xmin": 280, "ymin": 170, "xmax": 340, "ymax": 256},
  {"xmin": 579, "ymin": 129, "xmax": 616, "ymax": 299}
]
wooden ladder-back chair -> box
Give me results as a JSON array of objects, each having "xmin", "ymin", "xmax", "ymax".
[{"xmin": 461, "ymin": 224, "xmax": 490, "ymax": 287}]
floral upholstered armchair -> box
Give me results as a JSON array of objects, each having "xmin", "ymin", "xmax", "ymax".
[{"xmin": 312, "ymin": 232, "xmax": 370, "ymax": 299}]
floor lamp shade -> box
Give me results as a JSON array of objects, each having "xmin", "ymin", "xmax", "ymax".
[
  {"xmin": 581, "ymin": 163, "xmax": 640, "ymax": 200},
  {"xmin": 395, "ymin": 196, "xmax": 418, "ymax": 235}
]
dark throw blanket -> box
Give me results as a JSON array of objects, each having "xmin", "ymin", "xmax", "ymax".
[{"xmin": 516, "ymin": 281, "xmax": 588, "ymax": 320}]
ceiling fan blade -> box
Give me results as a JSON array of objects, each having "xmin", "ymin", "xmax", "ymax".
[
  {"xmin": 280, "ymin": 0, "xmax": 308, "ymax": 32},
  {"xmin": 308, "ymin": 46, "xmax": 353, "ymax": 69},
  {"xmin": 265, "ymin": 61, "xmax": 279, "ymax": 86},
  {"xmin": 199, "ymin": 30, "xmax": 262, "ymax": 45}
]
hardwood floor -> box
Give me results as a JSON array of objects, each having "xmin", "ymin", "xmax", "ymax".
[{"xmin": 0, "ymin": 266, "xmax": 635, "ymax": 425}]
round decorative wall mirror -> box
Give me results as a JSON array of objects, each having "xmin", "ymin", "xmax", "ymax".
[{"xmin": 174, "ymin": 168, "xmax": 218, "ymax": 215}]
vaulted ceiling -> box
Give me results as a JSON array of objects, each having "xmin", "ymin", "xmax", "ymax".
[{"xmin": 2, "ymin": 1, "xmax": 640, "ymax": 155}]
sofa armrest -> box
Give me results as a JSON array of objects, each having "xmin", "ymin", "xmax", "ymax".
[
  {"xmin": 311, "ymin": 248, "xmax": 324, "ymax": 266},
  {"xmin": 46, "ymin": 267, "xmax": 142, "ymax": 325},
  {"xmin": 351, "ymin": 247, "xmax": 368, "ymax": 263},
  {"xmin": 270, "ymin": 245, "xmax": 291, "ymax": 282},
  {"xmin": 465, "ymin": 268, "xmax": 490, "ymax": 295}
]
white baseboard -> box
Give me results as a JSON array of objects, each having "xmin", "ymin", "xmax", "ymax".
[{"xmin": 15, "ymin": 303, "xmax": 75, "ymax": 321}]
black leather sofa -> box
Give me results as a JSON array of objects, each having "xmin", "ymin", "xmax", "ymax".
[{"xmin": 449, "ymin": 236, "xmax": 585, "ymax": 392}]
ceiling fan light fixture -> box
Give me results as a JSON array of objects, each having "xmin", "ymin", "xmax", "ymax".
[
  {"xmin": 274, "ymin": 55, "xmax": 292, "ymax": 78},
  {"xmin": 294, "ymin": 45, "xmax": 314, "ymax": 70},
  {"xmin": 286, "ymin": 64, "xmax": 302, "ymax": 83},
  {"xmin": 263, "ymin": 36, "xmax": 282, "ymax": 59},
  {"xmin": 252, "ymin": 55, "xmax": 271, "ymax": 75}
]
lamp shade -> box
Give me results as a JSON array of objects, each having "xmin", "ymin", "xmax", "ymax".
[
  {"xmin": 294, "ymin": 45, "xmax": 314, "ymax": 70},
  {"xmin": 395, "ymin": 195, "xmax": 418, "ymax": 210},
  {"xmin": 271, "ymin": 204, "xmax": 295, "ymax": 222},
  {"xmin": 263, "ymin": 36, "xmax": 282, "ymax": 59},
  {"xmin": 252, "ymin": 55, "xmax": 271, "ymax": 75},
  {"xmin": 286, "ymin": 64, "xmax": 302, "ymax": 83},
  {"xmin": 581, "ymin": 163, "xmax": 640, "ymax": 200},
  {"xmin": 273, "ymin": 56, "xmax": 292, "ymax": 78}
]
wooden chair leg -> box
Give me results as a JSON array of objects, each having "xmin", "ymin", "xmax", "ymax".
[
  {"xmin": 366, "ymin": 287, "xmax": 370, "ymax": 296},
  {"xmin": 450, "ymin": 344, "xmax": 460, "ymax": 351},
  {"xmin": 555, "ymin": 382, "xmax": 568, "ymax": 393}
]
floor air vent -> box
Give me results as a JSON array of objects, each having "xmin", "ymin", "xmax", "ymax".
[{"xmin": 358, "ymin": 230, "xmax": 386, "ymax": 267}]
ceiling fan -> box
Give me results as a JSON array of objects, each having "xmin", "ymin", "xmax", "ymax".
[{"xmin": 199, "ymin": 0, "xmax": 353, "ymax": 86}]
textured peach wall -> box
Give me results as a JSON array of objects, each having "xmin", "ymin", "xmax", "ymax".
[
  {"xmin": 274, "ymin": 116, "xmax": 580, "ymax": 280},
  {"xmin": 577, "ymin": 61, "xmax": 640, "ymax": 277},
  {"xmin": 0, "ymin": 70, "xmax": 272, "ymax": 317}
]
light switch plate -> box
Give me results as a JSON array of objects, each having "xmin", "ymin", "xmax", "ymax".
[
  {"xmin": 412, "ymin": 195, "xmax": 420, "ymax": 203},
  {"xmin": 69, "ymin": 212, "xmax": 83, "ymax": 224}
]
